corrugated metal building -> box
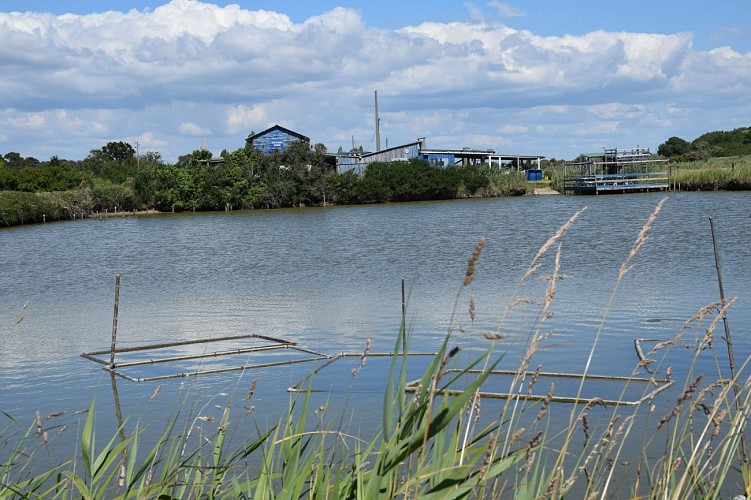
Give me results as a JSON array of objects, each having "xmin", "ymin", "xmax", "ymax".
[
  {"xmin": 336, "ymin": 140, "xmax": 423, "ymax": 174},
  {"xmin": 335, "ymin": 138, "xmax": 544, "ymax": 174},
  {"xmin": 246, "ymin": 125, "xmax": 309, "ymax": 155}
]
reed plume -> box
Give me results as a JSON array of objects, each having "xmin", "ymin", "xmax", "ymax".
[
  {"xmin": 618, "ymin": 197, "xmax": 667, "ymax": 279},
  {"xmin": 464, "ymin": 236, "xmax": 486, "ymax": 286},
  {"xmin": 522, "ymin": 207, "xmax": 586, "ymax": 283}
]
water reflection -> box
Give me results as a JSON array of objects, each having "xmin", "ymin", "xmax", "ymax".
[{"xmin": 0, "ymin": 192, "xmax": 749, "ymax": 487}]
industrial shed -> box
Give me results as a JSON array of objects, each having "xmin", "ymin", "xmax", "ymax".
[
  {"xmin": 336, "ymin": 138, "xmax": 544, "ymax": 174},
  {"xmin": 246, "ymin": 125, "xmax": 309, "ymax": 155}
]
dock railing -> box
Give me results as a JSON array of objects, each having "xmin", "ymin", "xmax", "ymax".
[{"xmin": 563, "ymin": 171, "xmax": 669, "ymax": 194}]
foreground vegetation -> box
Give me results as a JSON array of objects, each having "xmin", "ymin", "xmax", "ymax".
[{"xmin": 2, "ymin": 199, "xmax": 750, "ymax": 498}]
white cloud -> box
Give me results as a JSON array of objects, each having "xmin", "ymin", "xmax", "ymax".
[
  {"xmin": 7, "ymin": 112, "xmax": 45, "ymax": 129},
  {"xmin": 179, "ymin": 121, "xmax": 207, "ymax": 135},
  {"xmin": 488, "ymin": 1, "xmax": 525, "ymax": 18},
  {"xmin": 134, "ymin": 131, "xmax": 167, "ymax": 149},
  {"xmin": 225, "ymin": 103, "xmax": 270, "ymax": 134},
  {"xmin": 0, "ymin": 0, "xmax": 748, "ymax": 161}
]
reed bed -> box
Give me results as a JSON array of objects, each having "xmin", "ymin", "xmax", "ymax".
[
  {"xmin": 2, "ymin": 197, "xmax": 750, "ymax": 499},
  {"xmin": 669, "ymin": 158, "xmax": 751, "ymax": 191}
]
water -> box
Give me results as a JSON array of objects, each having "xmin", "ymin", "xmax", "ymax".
[{"xmin": 1, "ymin": 191, "xmax": 750, "ymax": 492}]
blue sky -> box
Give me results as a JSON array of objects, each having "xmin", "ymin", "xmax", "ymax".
[{"xmin": 1, "ymin": 1, "xmax": 749, "ymax": 161}]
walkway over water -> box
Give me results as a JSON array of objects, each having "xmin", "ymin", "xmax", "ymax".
[
  {"xmin": 563, "ymin": 146, "xmax": 669, "ymax": 194},
  {"xmin": 563, "ymin": 171, "xmax": 669, "ymax": 194}
]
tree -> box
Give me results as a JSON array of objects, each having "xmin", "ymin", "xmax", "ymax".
[
  {"xmin": 657, "ymin": 137, "xmax": 691, "ymax": 158},
  {"xmin": 101, "ymin": 141, "xmax": 136, "ymax": 162},
  {"xmin": 4, "ymin": 152, "xmax": 23, "ymax": 169}
]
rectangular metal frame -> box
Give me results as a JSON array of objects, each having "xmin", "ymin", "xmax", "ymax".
[
  {"xmin": 81, "ymin": 333, "xmax": 330, "ymax": 383},
  {"xmin": 405, "ymin": 368, "xmax": 674, "ymax": 406},
  {"xmin": 287, "ymin": 351, "xmax": 438, "ymax": 393}
]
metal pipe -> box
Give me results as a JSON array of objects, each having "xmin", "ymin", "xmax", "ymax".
[
  {"xmin": 84, "ymin": 333, "xmax": 294, "ymax": 356},
  {"xmin": 709, "ymin": 216, "xmax": 747, "ymax": 464},
  {"xmin": 709, "ymin": 217, "xmax": 737, "ymax": 381},
  {"xmin": 131, "ymin": 356, "xmax": 326, "ymax": 382},
  {"xmin": 109, "ymin": 275, "xmax": 121, "ymax": 369},
  {"xmin": 110, "ymin": 344, "xmax": 295, "ymax": 368},
  {"xmin": 401, "ymin": 278, "xmax": 407, "ymax": 354},
  {"xmin": 446, "ymin": 368, "xmax": 669, "ymax": 383}
]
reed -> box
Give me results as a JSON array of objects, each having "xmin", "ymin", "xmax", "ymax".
[
  {"xmin": 669, "ymin": 159, "xmax": 751, "ymax": 190},
  {"xmin": 1, "ymin": 199, "xmax": 750, "ymax": 498}
]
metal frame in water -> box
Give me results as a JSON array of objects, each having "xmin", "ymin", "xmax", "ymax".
[{"xmin": 81, "ymin": 333, "xmax": 331, "ymax": 383}]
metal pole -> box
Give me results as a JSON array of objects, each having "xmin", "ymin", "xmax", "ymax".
[
  {"xmin": 709, "ymin": 218, "xmax": 737, "ymax": 379},
  {"xmin": 401, "ymin": 278, "xmax": 407, "ymax": 354},
  {"xmin": 109, "ymin": 275, "xmax": 121, "ymax": 369},
  {"xmin": 708, "ymin": 217, "xmax": 747, "ymax": 464},
  {"xmin": 375, "ymin": 90, "xmax": 381, "ymax": 152}
]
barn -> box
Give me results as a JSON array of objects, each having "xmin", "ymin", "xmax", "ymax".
[{"xmin": 246, "ymin": 125, "xmax": 310, "ymax": 155}]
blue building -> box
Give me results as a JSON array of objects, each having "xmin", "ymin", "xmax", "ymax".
[{"xmin": 246, "ymin": 124, "xmax": 309, "ymax": 155}]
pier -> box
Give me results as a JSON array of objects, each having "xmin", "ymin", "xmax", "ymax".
[{"xmin": 563, "ymin": 147, "xmax": 668, "ymax": 194}]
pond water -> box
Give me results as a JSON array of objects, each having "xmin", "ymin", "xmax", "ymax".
[{"xmin": 1, "ymin": 191, "xmax": 750, "ymax": 493}]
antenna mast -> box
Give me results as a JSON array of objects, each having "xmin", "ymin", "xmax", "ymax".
[{"xmin": 375, "ymin": 90, "xmax": 381, "ymax": 152}]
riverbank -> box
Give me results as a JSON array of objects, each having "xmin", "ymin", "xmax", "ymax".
[{"xmin": 90, "ymin": 209, "xmax": 161, "ymax": 220}]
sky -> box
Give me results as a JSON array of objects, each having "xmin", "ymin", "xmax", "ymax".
[{"xmin": 1, "ymin": 0, "xmax": 749, "ymax": 162}]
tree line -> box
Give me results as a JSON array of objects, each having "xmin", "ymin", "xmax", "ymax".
[
  {"xmin": 0, "ymin": 139, "xmax": 526, "ymax": 226},
  {"xmin": 657, "ymin": 126, "xmax": 751, "ymax": 161}
]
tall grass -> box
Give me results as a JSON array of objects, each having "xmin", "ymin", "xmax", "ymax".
[
  {"xmin": 1, "ymin": 198, "xmax": 750, "ymax": 498},
  {"xmin": 669, "ymin": 159, "xmax": 751, "ymax": 190}
]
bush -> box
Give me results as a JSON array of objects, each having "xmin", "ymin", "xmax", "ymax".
[{"xmin": 0, "ymin": 190, "xmax": 94, "ymax": 226}]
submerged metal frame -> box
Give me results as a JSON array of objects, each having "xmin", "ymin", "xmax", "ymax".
[
  {"xmin": 404, "ymin": 368, "xmax": 674, "ymax": 406},
  {"xmin": 287, "ymin": 351, "xmax": 439, "ymax": 393},
  {"xmin": 81, "ymin": 333, "xmax": 330, "ymax": 383}
]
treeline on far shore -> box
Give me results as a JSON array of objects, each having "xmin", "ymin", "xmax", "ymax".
[
  {"xmin": 3, "ymin": 137, "xmax": 751, "ymax": 228},
  {"xmin": 0, "ymin": 140, "xmax": 527, "ymax": 227}
]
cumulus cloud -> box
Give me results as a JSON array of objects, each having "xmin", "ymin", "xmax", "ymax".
[
  {"xmin": 179, "ymin": 121, "xmax": 208, "ymax": 136},
  {"xmin": 226, "ymin": 103, "xmax": 270, "ymax": 134},
  {"xmin": 0, "ymin": 0, "xmax": 749, "ymax": 161}
]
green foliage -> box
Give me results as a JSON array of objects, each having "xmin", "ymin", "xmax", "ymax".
[
  {"xmin": 669, "ymin": 160, "xmax": 751, "ymax": 190},
  {"xmin": 0, "ymin": 164, "xmax": 93, "ymax": 192},
  {"xmin": 100, "ymin": 141, "xmax": 136, "ymax": 162},
  {"xmin": 91, "ymin": 183, "xmax": 137, "ymax": 212},
  {"xmin": 658, "ymin": 127, "xmax": 751, "ymax": 162},
  {"xmin": 353, "ymin": 159, "xmax": 492, "ymax": 203},
  {"xmin": 658, "ymin": 136, "xmax": 692, "ymax": 158},
  {"xmin": 0, "ymin": 190, "xmax": 94, "ymax": 226},
  {"xmin": 83, "ymin": 142, "xmax": 138, "ymax": 183}
]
